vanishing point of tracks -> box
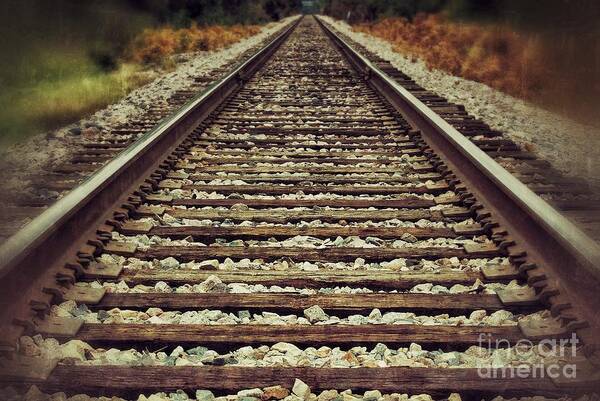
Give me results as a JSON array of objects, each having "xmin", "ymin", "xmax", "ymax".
[{"xmin": 1, "ymin": 15, "xmax": 600, "ymax": 400}]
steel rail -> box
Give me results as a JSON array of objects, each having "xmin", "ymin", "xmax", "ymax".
[
  {"xmin": 316, "ymin": 16, "xmax": 600, "ymax": 340},
  {"xmin": 0, "ymin": 16, "xmax": 302, "ymax": 342}
]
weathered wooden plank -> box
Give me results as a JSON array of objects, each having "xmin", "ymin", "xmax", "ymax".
[
  {"xmin": 118, "ymin": 270, "xmax": 482, "ymax": 289},
  {"xmin": 166, "ymin": 208, "xmax": 441, "ymax": 223},
  {"xmin": 181, "ymin": 183, "xmax": 445, "ymax": 195},
  {"xmin": 96, "ymin": 292, "xmax": 508, "ymax": 311},
  {"xmin": 74, "ymin": 324, "xmax": 523, "ymax": 345},
  {"xmin": 169, "ymin": 197, "xmax": 439, "ymax": 209},
  {"xmin": 39, "ymin": 366, "xmax": 566, "ymax": 395},
  {"xmin": 145, "ymin": 225, "xmax": 458, "ymax": 239},
  {"xmin": 131, "ymin": 245, "xmax": 496, "ymax": 263}
]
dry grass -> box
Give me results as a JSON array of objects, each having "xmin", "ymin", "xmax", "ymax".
[
  {"xmin": 0, "ymin": 60, "xmax": 154, "ymax": 146},
  {"xmin": 20, "ymin": 64, "xmax": 154, "ymax": 129},
  {"xmin": 128, "ymin": 23, "xmax": 262, "ymax": 65},
  {"xmin": 355, "ymin": 14, "xmax": 551, "ymax": 101},
  {"xmin": 0, "ymin": 23, "xmax": 265, "ymax": 146}
]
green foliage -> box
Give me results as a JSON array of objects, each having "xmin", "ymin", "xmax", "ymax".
[
  {"xmin": 127, "ymin": 0, "xmax": 302, "ymax": 25},
  {"xmin": 0, "ymin": 61, "xmax": 153, "ymax": 146},
  {"xmin": 0, "ymin": 0, "xmax": 302, "ymax": 145},
  {"xmin": 321, "ymin": 0, "xmax": 600, "ymax": 33},
  {"xmin": 322, "ymin": 0, "xmax": 446, "ymax": 22}
]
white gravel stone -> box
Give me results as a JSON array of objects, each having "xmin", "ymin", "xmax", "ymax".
[
  {"xmin": 193, "ymin": 391, "xmax": 215, "ymax": 401},
  {"xmin": 97, "ymin": 250, "xmax": 509, "ymax": 274},
  {"xmin": 198, "ymin": 275, "xmax": 229, "ymax": 293},
  {"xmin": 317, "ymin": 390, "xmax": 340, "ymax": 401},
  {"xmin": 160, "ymin": 257, "xmax": 180, "ymax": 269},
  {"xmin": 3, "ymin": 385, "xmax": 596, "ymax": 401},
  {"xmin": 52, "ymin": 296, "xmax": 548, "ymax": 327},
  {"xmin": 363, "ymin": 390, "xmax": 382, "ymax": 401},
  {"xmin": 21, "ymin": 339, "xmax": 571, "ymax": 370},
  {"xmin": 292, "ymin": 379, "xmax": 311, "ymax": 400},
  {"xmin": 238, "ymin": 389, "xmax": 264, "ymax": 398},
  {"xmin": 111, "ymin": 233, "xmax": 490, "ymax": 251},
  {"xmin": 303, "ymin": 305, "xmax": 329, "ymax": 323},
  {"xmin": 198, "ymin": 259, "xmax": 220, "ymax": 270}
]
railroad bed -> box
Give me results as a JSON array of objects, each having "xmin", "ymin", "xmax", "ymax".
[{"xmin": 1, "ymin": 16, "xmax": 599, "ymax": 401}]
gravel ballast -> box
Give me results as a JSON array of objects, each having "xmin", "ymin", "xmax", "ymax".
[
  {"xmin": 5, "ymin": 382, "xmax": 597, "ymax": 401},
  {"xmin": 16, "ymin": 337, "xmax": 566, "ymax": 369}
]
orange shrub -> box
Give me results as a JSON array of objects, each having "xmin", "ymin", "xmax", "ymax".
[
  {"xmin": 128, "ymin": 27, "xmax": 180, "ymax": 65},
  {"xmin": 128, "ymin": 24, "xmax": 262, "ymax": 65},
  {"xmin": 354, "ymin": 14, "xmax": 550, "ymax": 102}
]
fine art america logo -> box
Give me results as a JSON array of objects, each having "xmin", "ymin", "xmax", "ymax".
[{"xmin": 477, "ymin": 332, "xmax": 579, "ymax": 379}]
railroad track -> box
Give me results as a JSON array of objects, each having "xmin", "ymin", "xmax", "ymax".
[{"xmin": 1, "ymin": 15, "xmax": 600, "ymax": 400}]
